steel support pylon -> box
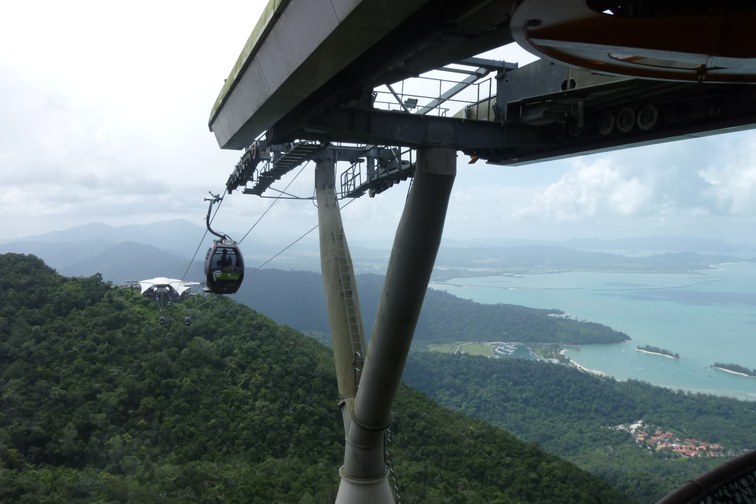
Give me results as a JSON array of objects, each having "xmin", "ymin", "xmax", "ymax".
[
  {"xmin": 315, "ymin": 159, "xmax": 367, "ymax": 414},
  {"xmin": 315, "ymin": 147, "xmax": 456, "ymax": 504}
]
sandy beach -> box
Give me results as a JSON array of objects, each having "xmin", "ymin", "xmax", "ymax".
[
  {"xmin": 711, "ymin": 366, "xmax": 752, "ymax": 378},
  {"xmin": 635, "ymin": 348, "xmax": 679, "ymax": 360},
  {"xmin": 561, "ymin": 349, "xmax": 608, "ymax": 377}
]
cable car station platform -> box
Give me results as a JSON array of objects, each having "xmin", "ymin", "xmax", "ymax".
[
  {"xmin": 210, "ymin": 0, "xmax": 756, "ymax": 176},
  {"xmin": 208, "ymin": 1, "xmax": 756, "ymax": 502}
]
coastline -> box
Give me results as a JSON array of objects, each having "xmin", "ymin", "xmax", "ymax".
[
  {"xmin": 561, "ymin": 349, "xmax": 608, "ymax": 377},
  {"xmin": 635, "ymin": 348, "xmax": 679, "ymax": 360},
  {"xmin": 435, "ymin": 263, "xmax": 756, "ymax": 401}
]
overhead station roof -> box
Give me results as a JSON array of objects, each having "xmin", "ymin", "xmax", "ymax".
[
  {"xmin": 208, "ymin": 0, "xmax": 517, "ymax": 150},
  {"xmin": 208, "ymin": 0, "xmax": 286, "ymax": 130},
  {"xmin": 209, "ymin": 0, "xmax": 756, "ymax": 165}
]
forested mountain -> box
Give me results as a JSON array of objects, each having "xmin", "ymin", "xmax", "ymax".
[
  {"xmin": 0, "ymin": 253, "xmax": 633, "ymax": 503},
  {"xmin": 237, "ymin": 269, "xmax": 629, "ymax": 346},
  {"xmin": 415, "ymin": 289, "xmax": 628, "ymax": 345},
  {"xmin": 403, "ymin": 352, "xmax": 756, "ymax": 503}
]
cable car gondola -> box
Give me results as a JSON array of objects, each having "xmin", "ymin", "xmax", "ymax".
[
  {"xmin": 204, "ymin": 238, "xmax": 244, "ymax": 294},
  {"xmin": 203, "ymin": 193, "xmax": 245, "ymax": 294}
]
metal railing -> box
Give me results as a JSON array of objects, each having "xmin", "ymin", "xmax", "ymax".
[
  {"xmin": 373, "ymin": 68, "xmax": 496, "ymax": 119},
  {"xmin": 656, "ymin": 450, "xmax": 756, "ymax": 504}
]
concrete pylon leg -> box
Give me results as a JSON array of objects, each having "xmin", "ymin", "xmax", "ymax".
[
  {"xmin": 315, "ymin": 159, "xmax": 367, "ymax": 425},
  {"xmin": 336, "ymin": 147, "xmax": 457, "ymax": 504}
]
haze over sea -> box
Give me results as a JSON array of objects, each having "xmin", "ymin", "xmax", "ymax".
[{"xmin": 430, "ymin": 261, "xmax": 756, "ymax": 401}]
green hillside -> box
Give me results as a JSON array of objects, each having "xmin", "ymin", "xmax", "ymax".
[
  {"xmin": 235, "ymin": 269, "xmax": 629, "ymax": 346},
  {"xmin": 403, "ymin": 352, "xmax": 756, "ymax": 503},
  {"xmin": 0, "ymin": 254, "xmax": 633, "ymax": 503}
]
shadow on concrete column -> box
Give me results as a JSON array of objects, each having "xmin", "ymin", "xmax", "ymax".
[{"xmin": 315, "ymin": 159, "xmax": 367, "ymax": 427}]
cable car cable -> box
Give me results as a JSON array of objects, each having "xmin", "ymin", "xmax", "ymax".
[
  {"xmin": 250, "ymin": 222, "xmax": 319, "ymax": 274},
  {"xmin": 207, "ymin": 189, "xmax": 227, "ymax": 228},
  {"xmin": 179, "ymin": 227, "xmax": 208, "ymax": 285},
  {"xmin": 237, "ymin": 161, "xmax": 310, "ymax": 245},
  {"xmin": 248, "ymin": 197, "xmax": 356, "ymax": 275},
  {"xmin": 179, "ymin": 189, "xmax": 228, "ymax": 286}
]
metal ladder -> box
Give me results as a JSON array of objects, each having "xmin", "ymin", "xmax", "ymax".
[{"xmin": 333, "ymin": 229, "xmax": 365, "ymax": 387}]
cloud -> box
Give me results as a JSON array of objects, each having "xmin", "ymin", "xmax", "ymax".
[
  {"xmin": 699, "ymin": 131, "xmax": 756, "ymax": 214},
  {"xmin": 517, "ymin": 132, "xmax": 756, "ymax": 224},
  {"xmin": 703, "ymin": 165, "xmax": 756, "ymax": 214},
  {"xmin": 0, "ymin": 1, "xmax": 262, "ymax": 239},
  {"xmin": 518, "ymin": 157, "xmax": 650, "ymax": 221},
  {"xmin": 2, "ymin": 1, "xmax": 756, "ymax": 248}
]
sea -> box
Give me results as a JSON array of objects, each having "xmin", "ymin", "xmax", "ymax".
[{"xmin": 429, "ymin": 261, "xmax": 756, "ymax": 402}]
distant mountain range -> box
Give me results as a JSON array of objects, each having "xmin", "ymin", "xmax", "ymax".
[
  {"xmin": 0, "ymin": 220, "xmax": 322, "ymax": 280},
  {"xmin": 442, "ymin": 235, "xmax": 756, "ymax": 256},
  {"xmin": 0, "ymin": 219, "xmax": 737, "ymax": 353},
  {"xmin": 61, "ymin": 241, "xmax": 200, "ymax": 283},
  {"xmin": 2, "ymin": 220, "xmax": 753, "ymax": 283},
  {"xmin": 432, "ymin": 245, "xmax": 749, "ymax": 279},
  {"xmin": 561, "ymin": 235, "xmax": 756, "ymax": 255},
  {"xmin": 4, "ymin": 220, "xmax": 207, "ymax": 256}
]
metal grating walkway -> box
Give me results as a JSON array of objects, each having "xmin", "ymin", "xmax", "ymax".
[{"xmin": 243, "ymin": 141, "xmax": 323, "ymax": 196}]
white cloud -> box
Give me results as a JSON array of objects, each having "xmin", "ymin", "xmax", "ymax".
[
  {"xmin": 519, "ymin": 157, "xmax": 652, "ymax": 221},
  {"xmin": 517, "ymin": 132, "xmax": 756, "ymax": 227},
  {"xmin": 0, "ymin": 1, "xmax": 263, "ymax": 239},
  {"xmin": 699, "ymin": 132, "xmax": 756, "ymax": 215}
]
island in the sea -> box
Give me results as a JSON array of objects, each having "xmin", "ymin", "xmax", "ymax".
[
  {"xmin": 636, "ymin": 345, "xmax": 680, "ymax": 359},
  {"xmin": 712, "ymin": 362, "xmax": 756, "ymax": 377}
]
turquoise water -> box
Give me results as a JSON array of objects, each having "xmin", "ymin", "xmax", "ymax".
[{"xmin": 430, "ymin": 262, "xmax": 756, "ymax": 401}]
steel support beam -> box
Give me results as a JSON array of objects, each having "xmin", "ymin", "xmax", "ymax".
[
  {"xmin": 286, "ymin": 107, "xmax": 546, "ymax": 149},
  {"xmin": 335, "ymin": 146, "xmax": 456, "ymax": 503},
  {"xmin": 290, "ymin": 80, "xmax": 756, "ymax": 165}
]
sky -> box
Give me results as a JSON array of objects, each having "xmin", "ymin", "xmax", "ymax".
[{"xmin": 2, "ymin": 0, "xmax": 756, "ymax": 250}]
